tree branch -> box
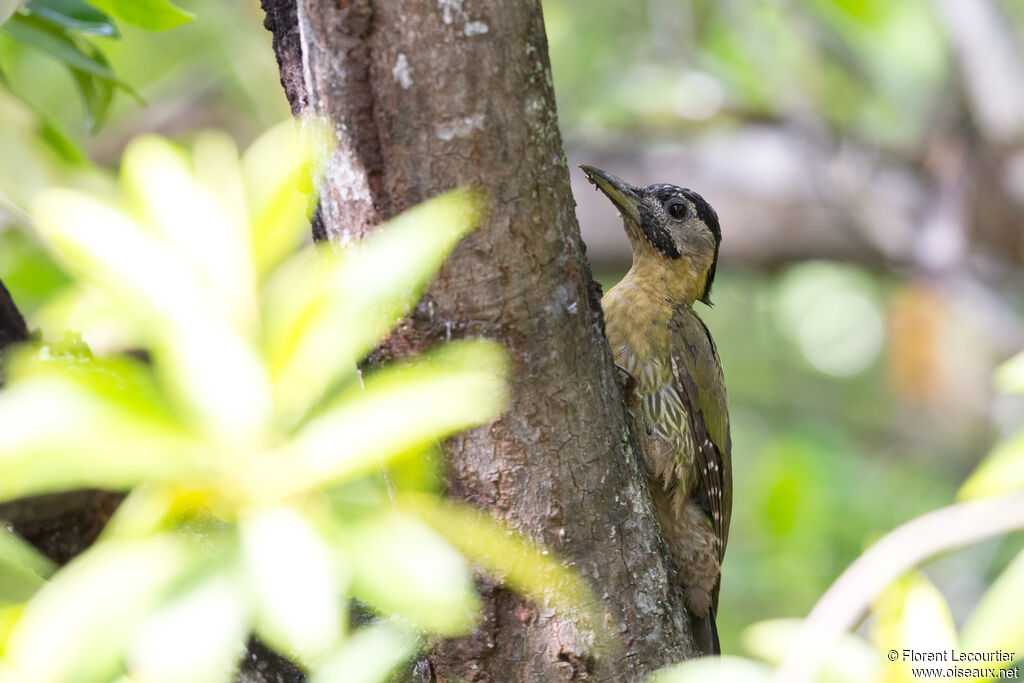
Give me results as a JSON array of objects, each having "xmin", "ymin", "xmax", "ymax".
[{"xmin": 773, "ymin": 493, "xmax": 1024, "ymax": 683}]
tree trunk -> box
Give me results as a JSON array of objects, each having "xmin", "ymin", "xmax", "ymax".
[{"xmin": 261, "ymin": 1, "xmax": 699, "ymax": 680}]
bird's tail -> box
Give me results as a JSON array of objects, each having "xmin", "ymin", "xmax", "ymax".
[{"xmin": 689, "ymin": 610, "xmax": 721, "ymax": 656}]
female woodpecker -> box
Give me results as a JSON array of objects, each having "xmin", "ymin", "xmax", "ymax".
[{"xmin": 581, "ymin": 165, "xmax": 731, "ymax": 655}]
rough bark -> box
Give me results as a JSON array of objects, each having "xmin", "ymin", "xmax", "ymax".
[
  {"xmin": 0, "ymin": 278, "xmax": 27, "ymax": 371},
  {"xmin": 261, "ymin": 1, "xmax": 697, "ymax": 680}
]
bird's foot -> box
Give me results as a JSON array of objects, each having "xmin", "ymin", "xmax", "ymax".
[{"xmin": 614, "ymin": 363, "xmax": 637, "ymax": 394}]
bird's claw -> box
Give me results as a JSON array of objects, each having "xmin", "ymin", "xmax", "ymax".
[{"xmin": 614, "ymin": 363, "xmax": 637, "ymax": 394}]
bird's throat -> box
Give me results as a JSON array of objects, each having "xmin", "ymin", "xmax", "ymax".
[
  {"xmin": 620, "ymin": 218, "xmax": 709, "ymax": 306},
  {"xmin": 624, "ymin": 254, "xmax": 706, "ymax": 308}
]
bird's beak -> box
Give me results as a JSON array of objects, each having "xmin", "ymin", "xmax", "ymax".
[{"xmin": 579, "ymin": 165, "xmax": 642, "ymax": 224}]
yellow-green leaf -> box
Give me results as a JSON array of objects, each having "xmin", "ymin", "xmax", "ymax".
[
  {"xmin": 31, "ymin": 188, "xmax": 212, "ymax": 331},
  {"xmin": 402, "ymin": 493, "xmax": 609, "ymax": 650},
  {"xmin": 83, "ymin": 0, "xmax": 191, "ymax": 31},
  {"xmin": 0, "ymin": 527, "xmax": 54, "ymax": 606},
  {"xmin": 961, "ymin": 549, "xmax": 1024, "ymax": 663},
  {"xmin": 960, "ymin": 430, "xmax": 1024, "ymax": 500},
  {"xmin": 127, "ymin": 570, "xmax": 248, "ymax": 683},
  {"xmin": 871, "ymin": 573, "xmax": 957, "ymax": 683},
  {"xmin": 743, "ymin": 618, "xmax": 878, "ymax": 683},
  {"xmin": 647, "ymin": 656, "xmax": 771, "ymax": 683},
  {"xmin": 242, "ymin": 118, "xmax": 325, "ymax": 277},
  {"xmin": 121, "ymin": 134, "xmax": 257, "ymax": 337},
  {"xmin": 340, "ymin": 513, "xmax": 479, "ymax": 635},
  {"xmin": 240, "ymin": 507, "xmax": 344, "ymax": 669},
  {"xmin": 247, "ymin": 340, "xmax": 508, "ymax": 500},
  {"xmin": 4, "ymin": 536, "xmax": 196, "ymax": 683},
  {"xmin": 0, "ymin": 377, "xmax": 208, "ymax": 501},
  {"xmin": 995, "ymin": 351, "xmax": 1024, "ymax": 396},
  {"xmin": 309, "ymin": 621, "xmax": 419, "ymax": 683},
  {"xmin": 264, "ymin": 187, "xmax": 485, "ymax": 425}
]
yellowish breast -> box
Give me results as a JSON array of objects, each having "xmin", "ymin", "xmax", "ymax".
[
  {"xmin": 602, "ymin": 277, "xmax": 673, "ymax": 393},
  {"xmin": 603, "ymin": 275, "xmax": 696, "ymax": 489}
]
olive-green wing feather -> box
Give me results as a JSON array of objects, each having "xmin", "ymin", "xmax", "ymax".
[{"xmin": 668, "ymin": 309, "xmax": 732, "ymax": 560}]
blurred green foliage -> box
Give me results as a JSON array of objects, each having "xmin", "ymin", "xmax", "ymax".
[
  {"xmin": 0, "ymin": 122, "xmax": 600, "ymax": 681},
  {"xmin": 544, "ymin": 0, "xmax": 947, "ymax": 148},
  {"xmin": 0, "ymin": 229, "xmax": 69, "ymax": 315},
  {"xmin": 1, "ymin": 0, "xmax": 191, "ymax": 136}
]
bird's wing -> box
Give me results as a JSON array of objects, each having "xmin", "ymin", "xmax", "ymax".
[{"xmin": 668, "ymin": 308, "xmax": 732, "ymax": 560}]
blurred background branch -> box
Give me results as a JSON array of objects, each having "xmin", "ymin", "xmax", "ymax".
[{"xmin": 776, "ymin": 492, "xmax": 1024, "ymax": 682}]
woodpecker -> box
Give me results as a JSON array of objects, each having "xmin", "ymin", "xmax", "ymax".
[{"xmin": 580, "ymin": 165, "xmax": 731, "ymax": 655}]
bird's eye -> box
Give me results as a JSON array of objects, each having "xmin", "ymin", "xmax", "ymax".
[{"xmin": 666, "ymin": 201, "xmax": 688, "ymax": 219}]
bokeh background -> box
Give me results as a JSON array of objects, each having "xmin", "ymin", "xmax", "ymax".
[{"xmin": 1, "ymin": 0, "xmax": 1023, "ymax": 655}]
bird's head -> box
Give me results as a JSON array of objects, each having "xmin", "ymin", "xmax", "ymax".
[{"xmin": 580, "ymin": 164, "xmax": 721, "ymax": 306}]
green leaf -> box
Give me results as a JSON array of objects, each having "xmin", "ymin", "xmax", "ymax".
[
  {"xmin": 870, "ymin": 574, "xmax": 957, "ymax": 683},
  {"xmin": 0, "ymin": 9, "xmax": 140, "ymax": 132},
  {"xmin": 961, "ymin": 549, "xmax": 1024, "ymax": 662},
  {"xmin": 0, "ymin": 379, "xmax": 207, "ymax": 500},
  {"xmin": 0, "ymin": 349, "xmax": 210, "ymax": 500},
  {"xmin": 36, "ymin": 113, "xmax": 88, "ymax": 163},
  {"xmin": 67, "ymin": 40, "xmax": 120, "ymax": 130},
  {"xmin": 82, "ymin": 0, "xmax": 191, "ymax": 31},
  {"xmin": 309, "ymin": 621, "xmax": 419, "ymax": 683},
  {"xmin": 0, "ymin": 13, "xmax": 115, "ymax": 79},
  {"xmin": 4, "ymin": 536, "xmax": 197, "ymax": 683},
  {"xmin": 0, "ymin": 65, "xmax": 88, "ymax": 164},
  {"xmin": 744, "ymin": 618, "xmax": 879, "ymax": 682},
  {"xmin": 0, "ymin": 11, "xmax": 135, "ymax": 130},
  {"xmin": 959, "ymin": 430, "xmax": 1024, "ymax": 500},
  {"xmin": 127, "ymin": 570, "xmax": 248, "ymax": 683},
  {"xmin": 23, "ymin": 0, "xmax": 118, "ymax": 37},
  {"xmin": 240, "ymin": 507, "xmax": 345, "ymax": 669},
  {"xmin": 0, "ymin": 527, "xmax": 55, "ymax": 606},
  {"xmin": 242, "ymin": 118, "xmax": 326, "ymax": 278},
  {"xmin": 30, "ymin": 187, "xmax": 273, "ymax": 442},
  {"xmin": 122, "ymin": 135, "xmax": 258, "ymax": 336},
  {"xmin": 402, "ymin": 493, "xmax": 610, "ymax": 649},
  {"xmin": 647, "ymin": 657, "xmax": 771, "ymax": 683},
  {"xmin": 263, "ymin": 186, "xmax": 486, "ymax": 426},
  {"xmin": 69, "ymin": 63, "xmax": 115, "ymax": 131},
  {"xmin": 340, "ymin": 512, "xmax": 479, "ymax": 635},
  {"xmin": 6, "ymin": 337, "xmax": 167, "ymax": 421},
  {"xmin": 995, "ymin": 351, "xmax": 1024, "ymax": 396},
  {"xmin": 246, "ymin": 340, "xmax": 508, "ymax": 500}
]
